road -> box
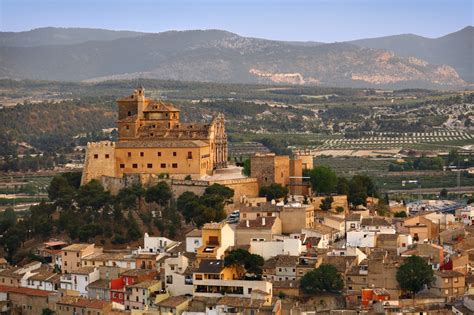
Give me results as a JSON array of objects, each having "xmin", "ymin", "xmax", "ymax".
[{"xmin": 385, "ymin": 186, "xmax": 474, "ymax": 194}]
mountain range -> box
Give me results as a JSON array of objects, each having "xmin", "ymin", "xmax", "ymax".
[{"xmin": 0, "ymin": 26, "xmax": 472, "ymax": 88}]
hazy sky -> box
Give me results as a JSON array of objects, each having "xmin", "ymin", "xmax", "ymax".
[{"xmin": 0, "ymin": 0, "xmax": 472, "ymax": 42}]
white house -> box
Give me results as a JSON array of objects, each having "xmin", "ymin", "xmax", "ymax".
[
  {"xmin": 347, "ymin": 230, "xmax": 377, "ymax": 248},
  {"xmin": 345, "ymin": 213, "xmax": 362, "ymax": 232},
  {"xmin": 60, "ymin": 266, "xmax": 99, "ymax": 297},
  {"xmin": 164, "ymin": 254, "xmax": 194, "ymax": 296},
  {"xmin": 360, "ymin": 217, "xmax": 396, "ymax": 234},
  {"xmin": 24, "ymin": 269, "xmax": 60, "ymax": 291},
  {"xmin": 249, "ymin": 237, "xmax": 302, "ymax": 260},
  {"xmin": 327, "ymin": 247, "xmax": 367, "ymax": 264},
  {"xmin": 142, "ymin": 233, "xmax": 175, "ymax": 254},
  {"xmin": 185, "ymin": 229, "xmax": 202, "ymax": 253}
]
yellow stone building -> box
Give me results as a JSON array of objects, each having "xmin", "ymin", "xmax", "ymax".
[{"xmin": 81, "ymin": 88, "xmax": 228, "ymax": 184}]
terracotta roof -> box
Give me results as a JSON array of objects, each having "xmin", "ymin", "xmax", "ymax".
[
  {"xmin": 120, "ymin": 269, "xmax": 157, "ymax": 277},
  {"xmin": 156, "ymin": 295, "xmax": 189, "ymax": 308},
  {"xmin": 144, "ymin": 101, "xmax": 180, "ymax": 112},
  {"xmin": 116, "ymin": 140, "xmax": 209, "ymax": 148},
  {"xmin": 203, "ymin": 222, "xmax": 226, "ymax": 229},
  {"xmin": 361, "ymin": 217, "xmax": 391, "ymax": 227},
  {"xmin": 434, "ymin": 270, "xmax": 464, "ymax": 278},
  {"xmin": 185, "ymin": 229, "xmax": 202, "ymax": 237},
  {"xmin": 304, "ymin": 237, "xmax": 321, "ymax": 246},
  {"xmin": 44, "ymin": 241, "xmax": 67, "ymax": 247},
  {"xmin": 196, "ymin": 259, "xmax": 224, "ymax": 274},
  {"xmin": 0, "ymin": 267, "xmax": 24, "ymax": 278},
  {"xmin": 237, "ymin": 217, "xmax": 277, "ymax": 229},
  {"xmin": 62, "ymin": 243, "xmax": 94, "ymax": 251},
  {"xmin": 87, "ymin": 279, "xmax": 110, "ymax": 289},
  {"xmin": 264, "ymin": 255, "xmax": 299, "ymax": 269},
  {"xmin": 57, "ymin": 296, "xmax": 110, "ymax": 309},
  {"xmin": 216, "ymin": 296, "xmax": 266, "ymax": 308},
  {"xmin": 322, "ymin": 255, "xmax": 357, "ymax": 273},
  {"xmin": 71, "ymin": 266, "xmax": 97, "ymax": 275},
  {"xmin": 0, "ymin": 285, "xmax": 51, "ymax": 297},
  {"xmin": 29, "ymin": 269, "xmax": 60, "ymax": 282},
  {"xmin": 310, "ymin": 223, "xmax": 339, "ymax": 235},
  {"xmin": 346, "ymin": 213, "xmax": 361, "ymax": 221}
]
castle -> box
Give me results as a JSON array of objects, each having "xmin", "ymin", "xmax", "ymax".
[{"xmin": 81, "ymin": 88, "xmax": 228, "ymax": 185}]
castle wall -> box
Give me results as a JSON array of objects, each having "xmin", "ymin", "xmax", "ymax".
[
  {"xmin": 289, "ymin": 159, "xmax": 303, "ymax": 195},
  {"xmin": 81, "ymin": 141, "xmax": 117, "ymax": 185},
  {"xmin": 250, "ymin": 154, "xmax": 290, "ymax": 188},
  {"xmin": 114, "ymin": 145, "xmax": 211, "ymax": 178}
]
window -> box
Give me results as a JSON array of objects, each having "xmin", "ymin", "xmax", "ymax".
[
  {"xmin": 105, "ymin": 154, "xmax": 109, "ymax": 159},
  {"xmin": 157, "ymin": 152, "xmax": 162, "ymax": 157},
  {"xmin": 147, "ymin": 163, "xmax": 153, "ymax": 169},
  {"xmin": 65, "ymin": 252, "xmax": 67, "ymax": 256},
  {"xmin": 128, "ymin": 152, "xmax": 132, "ymax": 157},
  {"xmin": 120, "ymin": 164, "xmax": 125, "ymax": 169},
  {"xmin": 126, "ymin": 125, "xmax": 129, "ymax": 130},
  {"xmin": 445, "ymin": 278, "xmax": 449, "ymax": 284},
  {"xmin": 132, "ymin": 164, "xmax": 138, "ymax": 169},
  {"xmin": 93, "ymin": 154, "xmax": 98, "ymax": 159},
  {"xmin": 160, "ymin": 163, "xmax": 166, "ymax": 168},
  {"xmin": 128, "ymin": 111, "xmax": 132, "ymax": 116},
  {"xmin": 173, "ymin": 152, "xmax": 177, "ymax": 156},
  {"xmin": 187, "ymin": 151, "xmax": 193, "ymax": 159},
  {"xmin": 172, "ymin": 163, "xmax": 178, "ymax": 168},
  {"xmin": 77, "ymin": 253, "xmax": 79, "ymax": 257},
  {"xmin": 140, "ymin": 152, "xmax": 144, "ymax": 157}
]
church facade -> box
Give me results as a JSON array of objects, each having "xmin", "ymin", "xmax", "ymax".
[{"xmin": 81, "ymin": 88, "xmax": 228, "ymax": 185}]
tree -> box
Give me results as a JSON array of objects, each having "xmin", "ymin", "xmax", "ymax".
[
  {"xmin": 394, "ymin": 211, "xmax": 407, "ymax": 218},
  {"xmin": 48, "ymin": 175, "xmax": 75, "ymax": 209},
  {"xmin": 2, "ymin": 208, "xmax": 17, "ymax": 226},
  {"xmin": 205, "ymin": 183, "xmax": 234, "ymax": 201},
  {"xmin": 439, "ymin": 188, "xmax": 448, "ymax": 199},
  {"xmin": 224, "ymin": 249, "xmax": 264, "ymax": 278},
  {"xmin": 309, "ymin": 166, "xmax": 337, "ymax": 195},
  {"xmin": 242, "ymin": 159, "xmax": 251, "ymax": 176},
  {"xmin": 320, "ymin": 196, "xmax": 334, "ymax": 211},
  {"xmin": 76, "ymin": 180, "xmax": 111, "ymax": 211},
  {"xmin": 300, "ymin": 264, "xmax": 344, "ymax": 294},
  {"xmin": 396, "ymin": 255, "xmax": 434, "ymax": 297},
  {"xmin": 336, "ymin": 177, "xmax": 349, "ymax": 195},
  {"xmin": 259, "ymin": 183, "xmax": 289, "ymax": 201},
  {"xmin": 348, "ymin": 175, "xmax": 377, "ymax": 207},
  {"xmin": 117, "ymin": 184, "xmax": 144, "ymax": 210},
  {"xmin": 41, "ymin": 308, "xmax": 55, "ymax": 315},
  {"xmin": 145, "ymin": 181, "xmax": 172, "ymax": 206}
]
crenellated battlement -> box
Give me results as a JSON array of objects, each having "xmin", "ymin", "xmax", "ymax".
[{"xmin": 87, "ymin": 141, "xmax": 115, "ymax": 148}]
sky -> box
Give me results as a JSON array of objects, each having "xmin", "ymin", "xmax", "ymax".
[{"xmin": 0, "ymin": 0, "xmax": 472, "ymax": 42}]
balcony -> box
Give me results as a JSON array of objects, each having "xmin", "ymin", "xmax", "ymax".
[{"xmin": 197, "ymin": 245, "xmax": 219, "ymax": 258}]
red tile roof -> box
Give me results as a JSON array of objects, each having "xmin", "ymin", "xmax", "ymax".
[
  {"xmin": 57, "ymin": 296, "xmax": 110, "ymax": 309},
  {"xmin": 0, "ymin": 285, "xmax": 51, "ymax": 297}
]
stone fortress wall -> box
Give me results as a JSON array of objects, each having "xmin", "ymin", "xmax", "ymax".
[{"xmin": 81, "ymin": 141, "xmax": 116, "ymax": 185}]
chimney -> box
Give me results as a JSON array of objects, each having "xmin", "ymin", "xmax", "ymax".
[
  {"xmin": 262, "ymin": 217, "xmax": 266, "ymax": 226},
  {"xmin": 246, "ymin": 220, "xmax": 249, "ymax": 228}
]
